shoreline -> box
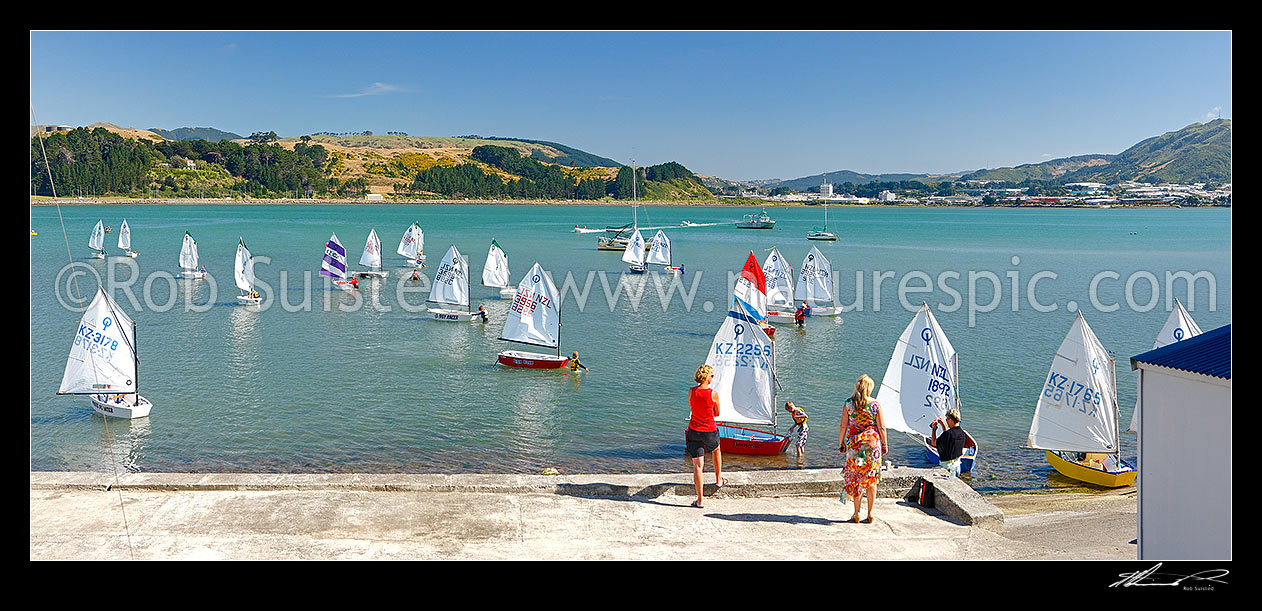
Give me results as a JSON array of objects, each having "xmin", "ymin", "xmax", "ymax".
[{"xmin": 29, "ymin": 197, "xmax": 1211, "ymax": 209}]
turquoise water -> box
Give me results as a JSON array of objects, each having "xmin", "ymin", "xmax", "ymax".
[{"xmin": 29, "ymin": 204, "xmax": 1231, "ymax": 492}]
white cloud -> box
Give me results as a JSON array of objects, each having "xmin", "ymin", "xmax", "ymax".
[
  {"xmin": 329, "ymin": 82, "xmax": 408, "ymax": 99},
  {"xmin": 1204, "ymin": 106, "xmax": 1222, "ymax": 120}
]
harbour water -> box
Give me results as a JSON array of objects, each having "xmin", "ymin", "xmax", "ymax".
[{"xmin": 29, "ymin": 204, "xmax": 1231, "ymax": 493}]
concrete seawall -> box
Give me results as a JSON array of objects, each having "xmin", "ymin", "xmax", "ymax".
[{"xmin": 31, "ymin": 466, "xmax": 1003, "ymax": 532}]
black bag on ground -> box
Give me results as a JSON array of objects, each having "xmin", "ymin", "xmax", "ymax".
[{"xmin": 917, "ymin": 480, "xmax": 935, "ymax": 508}]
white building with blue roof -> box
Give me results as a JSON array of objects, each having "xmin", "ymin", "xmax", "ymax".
[{"xmin": 1130, "ymin": 324, "xmax": 1231, "ymax": 560}]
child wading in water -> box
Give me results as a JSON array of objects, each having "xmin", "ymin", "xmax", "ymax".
[{"xmin": 785, "ymin": 401, "xmax": 809, "ymax": 462}]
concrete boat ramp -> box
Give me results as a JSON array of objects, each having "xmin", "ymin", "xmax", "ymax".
[{"xmin": 30, "ymin": 467, "xmax": 1136, "ymax": 560}]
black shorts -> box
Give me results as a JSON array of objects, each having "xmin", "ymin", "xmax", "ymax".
[{"xmin": 685, "ymin": 428, "xmax": 721, "ymax": 458}]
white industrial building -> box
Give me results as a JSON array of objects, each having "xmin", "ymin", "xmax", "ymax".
[{"xmin": 1130, "ymin": 324, "xmax": 1231, "ymax": 560}]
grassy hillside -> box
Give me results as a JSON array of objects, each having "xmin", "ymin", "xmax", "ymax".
[
  {"xmin": 963, "ymin": 120, "xmax": 1231, "ymax": 184},
  {"xmin": 149, "ymin": 126, "xmax": 243, "ymax": 142}
]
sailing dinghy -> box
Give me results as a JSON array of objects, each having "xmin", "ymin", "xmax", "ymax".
[
  {"xmin": 58, "ymin": 285, "xmax": 151, "ymax": 419},
  {"xmin": 623, "ymin": 228, "xmax": 648, "ymax": 273},
  {"xmin": 427, "ymin": 245, "xmax": 478, "ymax": 321},
  {"xmin": 235, "ymin": 238, "xmax": 262, "ymax": 305},
  {"xmin": 646, "ymin": 230, "xmax": 682, "ymax": 273},
  {"xmin": 353, "ymin": 228, "xmax": 389, "ymax": 278},
  {"xmin": 707, "ymin": 298, "xmax": 790, "ymax": 455},
  {"xmin": 795, "ymin": 245, "xmax": 842, "ymax": 316},
  {"xmin": 1026, "ymin": 312, "xmax": 1135, "ymax": 488},
  {"xmin": 88, "ymin": 220, "xmax": 106, "ymax": 259},
  {"xmin": 118, "ymin": 219, "xmax": 138, "ymax": 257},
  {"xmin": 178, "ymin": 232, "xmax": 205, "ymax": 279},
  {"xmin": 482, "ymin": 239, "xmax": 516, "ymax": 298},
  {"xmin": 497, "ymin": 262, "xmax": 569, "ymax": 369},
  {"xmin": 397, "ymin": 222, "xmax": 425, "ymax": 267},
  {"xmin": 762, "ymin": 248, "xmax": 797, "ymax": 324},
  {"xmin": 1127, "ymin": 299, "xmax": 1202, "ymax": 433},
  {"xmin": 875, "ymin": 303, "xmax": 977, "ymax": 472},
  {"xmin": 321, "ymin": 233, "xmax": 357, "ymax": 291}
]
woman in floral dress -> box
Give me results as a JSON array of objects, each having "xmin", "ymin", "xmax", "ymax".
[{"xmin": 840, "ymin": 374, "xmax": 887, "ymax": 523}]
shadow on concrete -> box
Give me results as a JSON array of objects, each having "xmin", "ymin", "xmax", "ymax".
[
  {"xmin": 704, "ymin": 512, "xmax": 845, "ymax": 526},
  {"xmin": 893, "ymin": 499, "xmax": 968, "ymax": 526}
]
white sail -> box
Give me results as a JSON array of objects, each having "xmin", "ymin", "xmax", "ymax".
[
  {"xmin": 706, "ymin": 300, "xmax": 775, "ymax": 426},
  {"xmin": 1129, "ymin": 300, "xmax": 1203, "ymax": 432},
  {"xmin": 58, "ymin": 286, "xmax": 137, "ymax": 396},
  {"xmin": 179, "ymin": 232, "xmax": 199, "ymax": 270},
  {"xmin": 482, "ymin": 240, "xmax": 511, "ymax": 288},
  {"xmin": 320, "ymin": 233, "xmax": 348, "ymax": 280},
  {"xmin": 117, "ymin": 219, "xmax": 131, "ymax": 251},
  {"xmin": 622, "ymin": 229, "xmax": 647, "ymax": 265},
  {"xmin": 89, "ymin": 220, "xmax": 105, "ymax": 251},
  {"xmin": 795, "ymin": 245, "xmax": 834, "ymax": 305},
  {"xmin": 427, "ymin": 245, "xmax": 469, "ymax": 308},
  {"xmin": 646, "ymin": 230, "xmax": 671, "ymax": 266},
  {"xmin": 1027, "ymin": 312, "xmax": 1119, "ymax": 454},
  {"xmin": 499, "ymin": 262, "xmax": 561, "ymax": 349},
  {"xmin": 234, "ymin": 239, "xmax": 255, "ymax": 292},
  {"xmin": 876, "ymin": 303, "xmax": 959, "ymax": 438},
  {"xmin": 397, "ymin": 223, "xmax": 421, "ymax": 260},
  {"xmin": 359, "ymin": 228, "xmax": 382, "ymax": 270},
  {"xmin": 762, "ymin": 248, "xmax": 794, "ymax": 309}
]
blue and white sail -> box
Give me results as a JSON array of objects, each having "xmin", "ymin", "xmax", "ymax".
[
  {"xmin": 499, "ymin": 262, "xmax": 562, "ymax": 349},
  {"xmin": 795, "ymin": 245, "xmax": 833, "ymax": 306},
  {"xmin": 622, "ymin": 229, "xmax": 647, "ymax": 266},
  {"xmin": 705, "ymin": 298, "xmax": 776, "ymax": 427},
  {"xmin": 1128, "ymin": 300, "xmax": 1202, "ymax": 432},
  {"xmin": 320, "ymin": 233, "xmax": 348, "ymax": 280},
  {"xmin": 58, "ymin": 286, "xmax": 137, "ymax": 396},
  {"xmin": 876, "ymin": 303, "xmax": 959, "ymax": 438},
  {"xmin": 1027, "ymin": 312, "xmax": 1119, "ymax": 454},
  {"xmin": 761, "ymin": 248, "xmax": 794, "ymax": 311},
  {"xmin": 646, "ymin": 230, "xmax": 671, "ymax": 266}
]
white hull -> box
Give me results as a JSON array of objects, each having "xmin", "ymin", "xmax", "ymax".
[
  {"xmin": 766, "ymin": 311, "xmax": 797, "ymax": 324},
  {"xmin": 237, "ymin": 294, "xmax": 262, "ymax": 305},
  {"xmin": 806, "ymin": 305, "xmax": 843, "ymax": 316},
  {"xmin": 806, "ymin": 232, "xmax": 837, "ymax": 241},
  {"xmin": 90, "ymin": 252, "xmax": 105, "ymax": 259},
  {"xmin": 499, "ymin": 287, "xmax": 518, "ymax": 299},
  {"xmin": 354, "ymin": 270, "xmax": 389, "ymax": 278},
  {"xmin": 428, "ymin": 307, "xmax": 478, "ymax": 322},
  {"xmin": 91, "ymin": 394, "xmax": 152, "ymax": 419},
  {"xmin": 333, "ymin": 280, "xmax": 357, "ymax": 292},
  {"xmin": 124, "ymin": 250, "xmax": 139, "ymax": 258},
  {"xmin": 180, "ymin": 270, "xmax": 206, "ymax": 279}
]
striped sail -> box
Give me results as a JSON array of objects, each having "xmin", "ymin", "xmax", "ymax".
[
  {"xmin": 732, "ymin": 252, "xmax": 767, "ymax": 320},
  {"xmin": 321, "ymin": 233, "xmax": 348, "ymax": 280}
]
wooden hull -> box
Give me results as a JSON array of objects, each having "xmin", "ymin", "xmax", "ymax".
[
  {"xmin": 1046, "ymin": 450, "xmax": 1136, "ymax": 488},
  {"xmin": 91, "ymin": 394, "xmax": 152, "ymax": 419},
  {"xmin": 924, "ymin": 429, "xmax": 978, "ymax": 473},
  {"xmin": 497, "ymin": 351, "xmax": 569, "ymax": 369},
  {"xmin": 717, "ymin": 424, "xmax": 791, "ymax": 455}
]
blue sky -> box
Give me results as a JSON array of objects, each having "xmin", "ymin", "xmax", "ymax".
[{"xmin": 30, "ymin": 30, "xmax": 1232, "ymax": 181}]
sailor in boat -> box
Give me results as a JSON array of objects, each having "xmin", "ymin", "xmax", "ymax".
[
  {"xmin": 568, "ymin": 352, "xmax": 589, "ymax": 372},
  {"xmin": 686, "ymin": 364, "xmax": 724, "ymax": 509},
  {"xmin": 477, "ymin": 305, "xmax": 489, "ymax": 323},
  {"xmin": 199, "ymin": 264, "xmax": 206, "ymax": 275},
  {"xmin": 784, "ymin": 401, "xmax": 809, "ymax": 462},
  {"xmin": 928, "ymin": 407, "xmax": 966, "ymax": 477},
  {"xmin": 409, "ymin": 270, "xmax": 421, "ymax": 282},
  {"xmin": 350, "ymin": 276, "xmax": 359, "ymax": 290}
]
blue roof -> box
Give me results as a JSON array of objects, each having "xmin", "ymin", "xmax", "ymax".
[{"xmin": 1130, "ymin": 324, "xmax": 1231, "ymax": 380}]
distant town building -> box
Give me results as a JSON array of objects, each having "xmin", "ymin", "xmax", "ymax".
[
  {"xmin": 877, "ymin": 190, "xmax": 897, "ymax": 202},
  {"xmin": 365, "ymin": 193, "xmax": 384, "ymax": 200},
  {"xmin": 820, "ymin": 183, "xmax": 833, "ymax": 198}
]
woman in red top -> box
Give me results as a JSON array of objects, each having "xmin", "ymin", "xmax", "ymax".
[{"xmin": 686, "ymin": 364, "xmax": 724, "ymax": 508}]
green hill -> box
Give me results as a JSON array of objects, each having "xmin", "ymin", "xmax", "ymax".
[
  {"xmin": 149, "ymin": 126, "xmax": 243, "ymax": 142},
  {"xmin": 963, "ymin": 120, "xmax": 1231, "ymax": 184}
]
